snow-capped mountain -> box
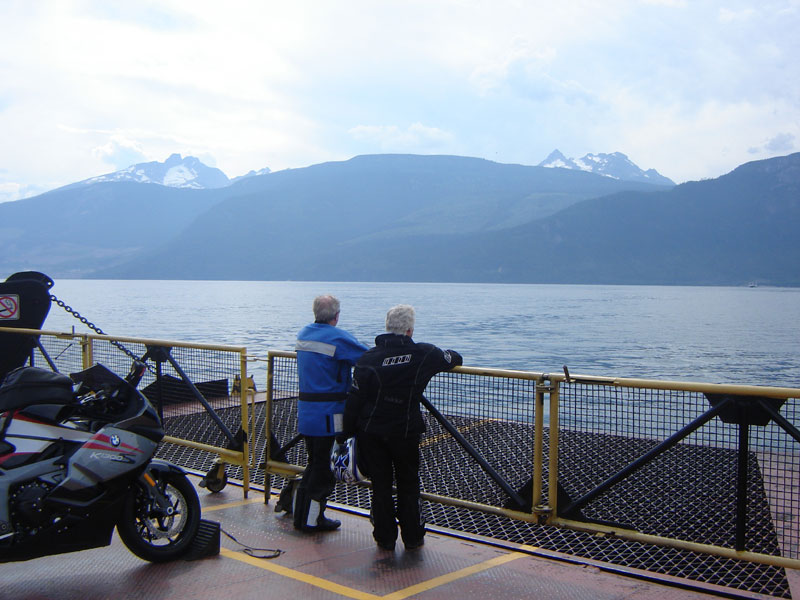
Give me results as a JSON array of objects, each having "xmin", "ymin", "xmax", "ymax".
[
  {"xmin": 538, "ymin": 150, "xmax": 675, "ymax": 186},
  {"xmin": 231, "ymin": 167, "xmax": 272, "ymax": 183},
  {"xmin": 76, "ymin": 154, "xmax": 232, "ymax": 190}
]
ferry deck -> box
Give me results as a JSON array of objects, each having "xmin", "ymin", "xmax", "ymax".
[
  {"xmin": 1, "ymin": 315, "xmax": 799, "ymax": 599},
  {"xmin": 3, "ymin": 474, "xmax": 797, "ymax": 600}
]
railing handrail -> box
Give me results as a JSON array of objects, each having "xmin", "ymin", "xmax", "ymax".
[
  {"xmin": 0, "ymin": 326, "xmax": 247, "ymax": 353},
  {"xmin": 549, "ymin": 371, "xmax": 800, "ymax": 399}
]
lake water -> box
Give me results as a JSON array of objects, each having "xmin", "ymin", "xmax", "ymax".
[{"xmin": 40, "ymin": 280, "xmax": 800, "ymax": 388}]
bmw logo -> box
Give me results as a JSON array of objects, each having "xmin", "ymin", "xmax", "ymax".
[{"xmin": 110, "ymin": 435, "xmax": 121, "ymax": 447}]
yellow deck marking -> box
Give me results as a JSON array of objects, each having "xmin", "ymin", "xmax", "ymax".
[
  {"xmin": 205, "ymin": 452, "xmax": 527, "ymax": 598},
  {"xmin": 220, "ymin": 548, "xmax": 382, "ymax": 600},
  {"xmin": 220, "ymin": 546, "xmax": 525, "ymax": 600},
  {"xmin": 202, "ymin": 497, "xmax": 264, "ymax": 512},
  {"xmin": 382, "ymin": 552, "xmax": 524, "ymax": 599}
]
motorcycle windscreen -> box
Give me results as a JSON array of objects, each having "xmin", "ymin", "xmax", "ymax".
[
  {"xmin": 70, "ymin": 363, "xmax": 126, "ymax": 390},
  {"xmin": 0, "ymin": 272, "xmax": 54, "ymax": 381}
]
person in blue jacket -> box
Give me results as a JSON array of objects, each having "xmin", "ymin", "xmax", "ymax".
[{"xmin": 292, "ymin": 294, "xmax": 367, "ymax": 532}]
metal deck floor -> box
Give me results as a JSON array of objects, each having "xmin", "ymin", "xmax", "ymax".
[
  {"xmin": 161, "ymin": 402, "xmax": 798, "ymax": 598},
  {"xmin": 3, "ymin": 475, "xmax": 795, "ymax": 600}
]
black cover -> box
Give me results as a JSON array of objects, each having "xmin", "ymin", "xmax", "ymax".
[
  {"xmin": 0, "ymin": 366, "xmax": 74, "ymax": 412},
  {"xmin": 142, "ymin": 374, "xmax": 229, "ymax": 406},
  {"xmin": 0, "ymin": 272, "xmax": 54, "ymax": 380}
]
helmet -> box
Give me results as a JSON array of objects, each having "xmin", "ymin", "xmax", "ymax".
[{"xmin": 330, "ymin": 437, "xmax": 367, "ymax": 483}]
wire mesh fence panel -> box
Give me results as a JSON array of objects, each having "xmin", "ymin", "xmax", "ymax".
[
  {"xmin": 557, "ymin": 382, "xmax": 800, "ymax": 562},
  {"xmin": 751, "ymin": 398, "xmax": 800, "ymax": 561},
  {"xmin": 263, "ymin": 356, "xmax": 542, "ymax": 511},
  {"xmin": 89, "ymin": 338, "xmax": 150, "ymax": 379},
  {"xmin": 264, "ymin": 355, "xmax": 304, "ymax": 492},
  {"xmin": 421, "ymin": 370, "xmax": 539, "ymax": 509},
  {"xmin": 149, "ymin": 346, "xmax": 243, "ymax": 443},
  {"xmin": 33, "ymin": 335, "xmax": 84, "ymax": 374}
]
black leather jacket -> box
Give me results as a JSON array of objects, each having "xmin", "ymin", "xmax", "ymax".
[{"xmin": 342, "ymin": 333, "xmax": 462, "ymax": 439}]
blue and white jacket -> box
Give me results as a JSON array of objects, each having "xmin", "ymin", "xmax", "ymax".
[{"xmin": 295, "ymin": 323, "xmax": 367, "ymax": 436}]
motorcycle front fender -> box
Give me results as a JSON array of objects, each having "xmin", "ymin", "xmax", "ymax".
[{"xmin": 145, "ymin": 459, "xmax": 189, "ymax": 479}]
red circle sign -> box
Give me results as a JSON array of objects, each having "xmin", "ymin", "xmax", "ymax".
[{"xmin": 0, "ymin": 295, "xmax": 20, "ymax": 320}]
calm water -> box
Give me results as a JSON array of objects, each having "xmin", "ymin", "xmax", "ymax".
[{"xmin": 40, "ymin": 280, "xmax": 800, "ymax": 387}]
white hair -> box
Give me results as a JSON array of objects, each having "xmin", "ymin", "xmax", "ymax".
[
  {"xmin": 385, "ymin": 304, "xmax": 415, "ymax": 335},
  {"xmin": 313, "ymin": 295, "xmax": 340, "ymax": 323}
]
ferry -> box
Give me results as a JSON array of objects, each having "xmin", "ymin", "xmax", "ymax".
[{"xmin": 1, "ymin": 271, "xmax": 799, "ymax": 599}]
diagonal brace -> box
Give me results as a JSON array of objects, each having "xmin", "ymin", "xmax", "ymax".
[{"xmin": 560, "ymin": 397, "xmax": 730, "ymax": 518}]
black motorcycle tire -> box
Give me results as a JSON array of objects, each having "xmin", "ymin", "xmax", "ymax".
[{"xmin": 117, "ymin": 470, "xmax": 201, "ymax": 562}]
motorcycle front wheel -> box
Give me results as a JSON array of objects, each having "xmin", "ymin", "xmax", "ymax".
[{"xmin": 117, "ymin": 469, "xmax": 201, "ymax": 562}]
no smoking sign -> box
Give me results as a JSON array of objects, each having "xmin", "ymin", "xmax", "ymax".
[{"xmin": 0, "ymin": 294, "xmax": 20, "ymax": 320}]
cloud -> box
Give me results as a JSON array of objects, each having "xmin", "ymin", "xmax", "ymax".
[
  {"xmin": 468, "ymin": 38, "xmax": 559, "ymax": 96},
  {"xmin": 765, "ymin": 132, "xmax": 796, "ymax": 153},
  {"xmin": 92, "ymin": 136, "xmax": 148, "ymax": 170},
  {"xmin": 348, "ymin": 123, "xmax": 455, "ymax": 152},
  {"xmin": 641, "ymin": 0, "xmax": 687, "ymax": 5},
  {"xmin": 747, "ymin": 132, "xmax": 796, "ymax": 155},
  {"xmin": 0, "ymin": 181, "xmax": 50, "ymax": 204},
  {"xmin": 85, "ymin": 0, "xmax": 191, "ymax": 31},
  {"xmin": 718, "ymin": 7, "xmax": 758, "ymax": 23},
  {"xmin": 0, "ymin": 0, "xmax": 799, "ymax": 197}
]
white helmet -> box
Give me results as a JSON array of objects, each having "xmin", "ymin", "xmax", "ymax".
[{"xmin": 330, "ymin": 437, "xmax": 367, "ymax": 483}]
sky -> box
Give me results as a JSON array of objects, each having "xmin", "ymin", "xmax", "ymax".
[{"xmin": 1, "ymin": 0, "xmax": 798, "ymax": 203}]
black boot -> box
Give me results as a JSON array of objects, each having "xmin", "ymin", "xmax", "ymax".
[
  {"xmin": 296, "ymin": 497, "xmax": 341, "ymax": 532},
  {"xmin": 315, "ymin": 499, "xmax": 341, "ymax": 531},
  {"xmin": 275, "ymin": 479, "xmax": 297, "ymax": 514},
  {"xmin": 315, "ymin": 513, "xmax": 342, "ymax": 531}
]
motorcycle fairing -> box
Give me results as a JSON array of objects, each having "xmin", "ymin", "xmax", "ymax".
[
  {"xmin": 0, "ymin": 457, "xmax": 122, "ymax": 562},
  {"xmin": 1, "ymin": 409, "xmax": 91, "ymax": 464},
  {"xmin": 0, "ymin": 426, "xmax": 156, "ymax": 559},
  {"xmin": 51, "ymin": 426, "xmax": 157, "ymax": 495}
]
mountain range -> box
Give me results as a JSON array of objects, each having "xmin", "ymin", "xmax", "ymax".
[
  {"xmin": 65, "ymin": 153, "xmax": 272, "ymax": 191},
  {"xmin": 0, "ymin": 152, "xmax": 797, "ymax": 286},
  {"xmin": 60, "ymin": 150, "xmax": 668, "ymax": 191},
  {"xmin": 538, "ymin": 150, "xmax": 675, "ymax": 186}
]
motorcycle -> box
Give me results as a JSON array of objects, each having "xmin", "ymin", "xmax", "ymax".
[{"xmin": 0, "ymin": 360, "xmax": 201, "ymax": 563}]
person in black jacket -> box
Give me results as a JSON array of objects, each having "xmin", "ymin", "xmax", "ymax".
[{"xmin": 340, "ymin": 304, "xmax": 462, "ymax": 551}]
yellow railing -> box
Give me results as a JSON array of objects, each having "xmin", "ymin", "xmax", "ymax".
[
  {"xmin": 264, "ymin": 350, "xmax": 800, "ymax": 570},
  {"xmin": 4, "ymin": 328, "xmax": 799, "ymax": 572},
  {"xmin": 0, "ymin": 327, "xmax": 255, "ymax": 496}
]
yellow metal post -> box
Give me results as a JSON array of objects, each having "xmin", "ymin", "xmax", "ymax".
[
  {"xmin": 264, "ymin": 352, "xmax": 275, "ymax": 503},
  {"xmin": 532, "ymin": 377, "xmax": 545, "ymax": 513},
  {"xmin": 546, "ymin": 379, "xmax": 560, "ymax": 524},
  {"xmin": 239, "ymin": 349, "xmax": 250, "ymax": 498},
  {"xmin": 80, "ymin": 334, "xmax": 93, "ymax": 369}
]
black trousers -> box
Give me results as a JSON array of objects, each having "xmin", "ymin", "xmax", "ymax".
[
  {"xmin": 299, "ymin": 435, "xmax": 336, "ymax": 501},
  {"xmin": 358, "ymin": 432, "xmax": 424, "ymax": 546}
]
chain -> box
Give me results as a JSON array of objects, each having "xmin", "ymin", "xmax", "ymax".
[{"xmin": 50, "ymin": 293, "xmax": 145, "ymax": 365}]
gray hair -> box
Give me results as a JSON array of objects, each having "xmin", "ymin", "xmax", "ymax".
[
  {"xmin": 385, "ymin": 304, "xmax": 415, "ymax": 335},
  {"xmin": 313, "ymin": 295, "xmax": 340, "ymax": 323}
]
